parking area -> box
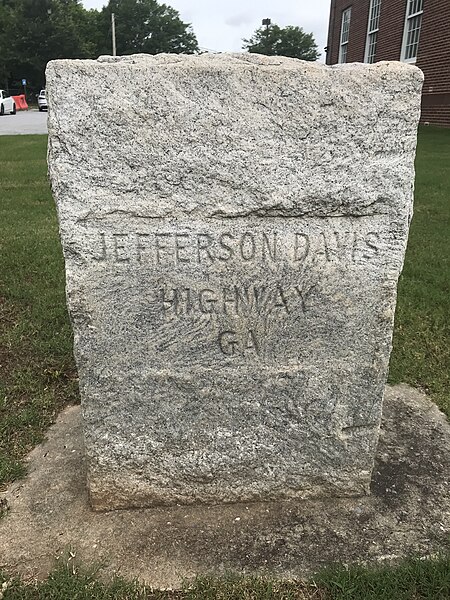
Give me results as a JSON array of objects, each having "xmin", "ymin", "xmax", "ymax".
[{"xmin": 0, "ymin": 109, "xmax": 48, "ymax": 135}]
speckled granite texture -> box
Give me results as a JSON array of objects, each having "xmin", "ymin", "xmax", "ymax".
[{"xmin": 47, "ymin": 53, "xmax": 423, "ymax": 510}]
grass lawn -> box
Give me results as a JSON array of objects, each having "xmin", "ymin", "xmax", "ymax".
[
  {"xmin": 0, "ymin": 557, "xmax": 450, "ymax": 600},
  {"xmin": 389, "ymin": 127, "xmax": 450, "ymax": 415},
  {"xmin": 0, "ymin": 135, "xmax": 78, "ymax": 485},
  {"xmin": 0, "ymin": 554, "xmax": 449, "ymax": 599},
  {"xmin": 0, "ymin": 128, "xmax": 449, "ymax": 598}
]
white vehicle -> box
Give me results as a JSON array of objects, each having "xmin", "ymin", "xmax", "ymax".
[
  {"xmin": 38, "ymin": 89, "xmax": 47, "ymax": 111},
  {"xmin": 0, "ymin": 90, "xmax": 16, "ymax": 115}
]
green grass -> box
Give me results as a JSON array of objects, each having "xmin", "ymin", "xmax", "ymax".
[
  {"xmin": 0, "ymin": 135, "xmax": 78, "ymax": 487},
  {"xmin": 0, "ymin": 555, "xmax": 449, "ymax": 598},
  {"xmin": 316, "ymin": 554, "xmax": 450, "ymax": 600},
  {"xmin": 388, "ymin": 126, "xmax": 450, "ymax": 415},
  {"xmin": 0, "ymin": 129, "xmax": 449, "ymax": 597}
]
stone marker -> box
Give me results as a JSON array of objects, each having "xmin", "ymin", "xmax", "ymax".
[{"xmin": 47, "ymin": 54, "xmax": 423, "ymax": 511}]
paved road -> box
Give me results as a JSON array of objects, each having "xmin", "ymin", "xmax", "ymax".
[{"xmin": 0, "ymin": 109, "xmax": 48, "ymax": 135}]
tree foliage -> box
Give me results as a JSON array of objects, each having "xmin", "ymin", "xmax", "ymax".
[
  {"xmin": 0, "ymin": 2, "xmax": 15, "ymax": 85},
  {"xmin": 243, "ymin": 24, "xmax": 320, "ymax": 61},
  {"xmin": 0, "ymin": 0, "xmax": 199, "ymax": 90},
  {"xmin": 2, "ymin": 0, "xmax": 100, "ymax": 88},
  {"xmin": 100, "ymin": 0, "xmax": 199, "ymax": 56}
]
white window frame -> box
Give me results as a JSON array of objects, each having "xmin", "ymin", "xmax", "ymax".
[
  {"xmin": 339, "ymin": 7, "xmax": 352, "ymax": 64},
  {"xmin": 364, "ymin": 0, "xmax": 381, "ymax": 63},
  {"xmin": 401, "ymin": 0, "xmax": 424, "ymax": 63}
]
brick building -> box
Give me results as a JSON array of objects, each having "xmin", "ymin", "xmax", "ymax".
[{"xmin": 326, "ymin": 0, "xmax": 450, "ymax": 127}]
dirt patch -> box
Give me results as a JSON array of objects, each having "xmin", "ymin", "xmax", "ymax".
[{"xmin": 0, "ymin": 384, "xmax": 449, "ymax": 588}]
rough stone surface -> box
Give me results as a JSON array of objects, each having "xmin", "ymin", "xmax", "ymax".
[
  {"xmin": 46, "ymin": 54, "xmax": 423, "ymax": 509},
  {"xmin": 0, "ymin": 386, "xmax": 449, "ymax": 588}
]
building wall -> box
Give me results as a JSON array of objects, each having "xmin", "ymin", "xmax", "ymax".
[
  {"xmin": 375, "ymin": 0, "xmax": 407, "ymax": 60},
  {"xmin": 326, "ymin": 0, "xmax": 450, "ymax": 127},
  {"xmin": 417, "ymin": 0, "xmax": 450, "ymax": 126},
  {"xmin": 326, "ymin": 0, "xmax": 372, "ymax": 65}
]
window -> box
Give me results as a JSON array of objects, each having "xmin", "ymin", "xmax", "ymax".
[
  {"xmin": 339, "ymin": 7, "xmax": 352, "ymax": 63},
  {"xmin": 365, "ymin": 0, "xmax": 381, "ymax": 63},
  {"xmin": 401, "ymin": 0, "xmax": 423, "ymax": 62}
]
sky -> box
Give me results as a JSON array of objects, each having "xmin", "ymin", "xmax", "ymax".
[{"xmin": 82, "ymin": 0, "xmax": 331, "ymax": 61}]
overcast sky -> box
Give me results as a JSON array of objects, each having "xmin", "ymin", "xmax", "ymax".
[{"xmin": 82, "ymin": 0, "xmax": 331, "ymax": 61}]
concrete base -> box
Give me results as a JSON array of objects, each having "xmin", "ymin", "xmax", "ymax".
[{"xmin": 1, "ymin": 384, "xmax": 449, "ymax": 588}]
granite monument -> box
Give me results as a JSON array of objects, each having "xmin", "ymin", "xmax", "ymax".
[{"xmin": 47, "ymin": 54, "xmax": 423, "ymax": 510}]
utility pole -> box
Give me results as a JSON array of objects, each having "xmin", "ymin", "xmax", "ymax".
[
  {"xmin": 262, "ymin": 18, "xmax": 271, "ymax": 55},
  {"xmin": 111, "ymin": 13, "xmax": 117, "ymax": 56}
]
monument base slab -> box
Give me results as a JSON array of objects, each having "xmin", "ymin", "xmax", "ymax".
[{"xmin": 1, "ymin": 385, "xmax": 449, "ymax": 589}]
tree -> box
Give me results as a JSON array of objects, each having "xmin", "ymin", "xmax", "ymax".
[
  {"xmin": 1, "ymin": 0, "xmax": 101, "ymax": 89},
  {"xmin": 243, "ymin": 23, "xmax": 320, "ymax": 61},
  {"xmin": 0, "ymin": 2, "xmax": 15, "ymax": 87},
  {"xmin": 0, "ymin": 0, "xmax": 199, "ymax": 92},
  {"xmin": 100, "ymin": 0, "xmax": 199, "ymax": 56}
]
